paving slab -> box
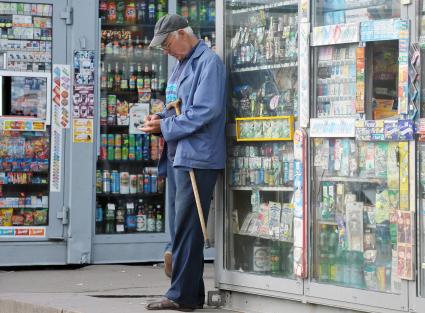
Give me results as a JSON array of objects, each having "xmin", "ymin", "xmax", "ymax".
[{"xmin": 0, "ymin": 263, "xmax": 238, "ymax": 313}]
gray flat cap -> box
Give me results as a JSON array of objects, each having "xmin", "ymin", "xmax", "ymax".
[{"xmin": 149, "ymin": 14, "xmax": 189, "ymax": 48}]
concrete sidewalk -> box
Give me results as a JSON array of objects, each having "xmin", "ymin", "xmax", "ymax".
[{"xmin": 0, "ymin": 263, "xmax": 237, "ymax": 313}]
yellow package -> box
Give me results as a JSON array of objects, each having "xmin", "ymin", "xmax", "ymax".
[
  {"xmin": 0, "ymin": 209, "xmax": 13, "ymax": 226},
  {"xmin": 399, "ymin": 142, "xmax": 409, "ymax": 210}
]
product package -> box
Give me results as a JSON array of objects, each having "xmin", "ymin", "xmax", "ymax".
[{"xmin": 346, "ymin": 201, "xmax": 364, "ymax": 252}]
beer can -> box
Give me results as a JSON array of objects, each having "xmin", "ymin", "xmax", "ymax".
[
  {"xmin": 96, "ymin": 170, "xmax": 102, "ymax": 193},
  {"xmin": 115, "ymin": 134, "xmax": 122, "ymax": 147},
  {"xmin": 101, "ymin": 134, "xmax": 108, "ymax": 146},
  {"xmin": 100, "ymin": 146, "xmax": 107, "ymax": 161},
  {"xmin": 128, "ymin": 146, "xmax": 136, "ymax": 160},
  {"xmin": 107, "ymin": 134, "xmax": 115, "ymax": 146},
  {"xmin": 129, "ymin": 134, "xmax": 135, "ymax": 147},
  {"xmin": 107, "ymin": 146, "xmax": 115, "ymax": 161},
  {"xmin": 107, "ymin": 95, "xmax": 117, "ymax": 125},
  {"xmin": 137, "ymin": 174, "xmax": 144, "ymax": 193},
  {"xmin": 150, "ymin": 175, "xmax": 157, "ymax": 193},
  {"xmin": 130, "ymin": 174, "xmax": 138, "ymax": 194},
  {"xmin": 111, "ymin": 170, "xmax": 120, "ymax": 194},
  {"xmin": 100, "ymin": 98, "xmax": 108, "ymax": 125},
  {"xmin": 102, "ymin": 170, "xmax": 111, "ymax": 193},
  {"xmin": 143, "ymin": 175, "xmax": 151, "ymax": 193},
  {"xmin": 120, "ymin": 171, "xmax": 130, "ymax": 194},
  {"xmin": 142, "ymin": 134, "xmax": 150, "ymax": 160},
  {"xmin": 150, "ymin": 136, "xmax": 158, "ymax": 160}
]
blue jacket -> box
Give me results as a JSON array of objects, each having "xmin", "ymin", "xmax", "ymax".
[{"xmin": 157, "ymin": 40, "xmax": 226, "ymax": 175}]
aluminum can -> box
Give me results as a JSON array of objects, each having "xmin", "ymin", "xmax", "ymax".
[
  {"xmin": 130, "ymin": 174, "xmax": 138, "ymax": 194},
  {"xmin": 111, "ymin": 170, "xmax": 120, "ymax": 194},
  {"xmin": 100, "ymin": 98, "xmax": 108, "ymax": 125},
  {"xmin": 114, "ymin": 134, "xmax": 122, "ymax": 147},
  {"xmin": 102, "ymin": 170, "xmax": 111, "ymax": 193},
  {"xmin": 150, "ymin": 175, "xmax": 157, "ymax": 193},
  {"xmin": 120, "ymin": 171, "xmax": 130, "ymax": 194},
  {"xmin": 96, "ymin": 170, "xmax": 102, "ymax": 193},
  {"xmin": 137, "ymin": 174, "xmax": 144, "ymax": 193},
  {"xmin": 107, "ymin": 134, "xmax": 115, "ymax": 146},
  {"xmin": 143, "ymin": 175, "xmax": 151, "ymax": 193},
  {"xmin": 142, "ymin": 134, "xmax": 150, "ymax": 160}
]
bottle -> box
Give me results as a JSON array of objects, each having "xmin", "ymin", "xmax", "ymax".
[
  {"xmin": 142, "ymin": 134, "xmax": 150, "ymax": 160},
  {"xmin": 107, "ymin": 63, "xmax": 114, "ymax": 90},
  {"xmin": 105, "ymin": 31, "xmax": 113, "ymax": 54},
  {"xmin": 113, "ymin": 32, "xmax": 120, "ymax": 55},
  {"xmin": 189, "ymin": 0, "xmax": 197, "ymax": 22},
  {"xmin": 96, "ymin": 170, "xmax": 103, "ymax": 192},
  {"xmin": 116, "ymin": 0, "xmax": 125, "ymax": 24},
  {"xmin": 107, "ymin": 0, "xmax": 117, "ymax": 24},
  {"xmin": 156, "ymin": 0, "xmax": 166, "ymax": 20},
  {"xmin": 125, "ymin": 0, "xmax": 137, "ymax": 24},
  {"xmin": 134, "ymin": 36, "xmax": 141, "ymax": 56},
  {"xmin": 114, "ymin": 62, "xmax": 121, "ymax": 91},
  {"xmin": 199, "ymin": 0, "xmax": 206, "ymax": 22},
  {"xmin": 151, "ymin": 63, "xmax": 158, "ymax": 91},
  {"xmin": 129, "ymin": 64, "xmax": 137, "ymax": 90},
  {"xmin": 114, "ymin": 134, "xmax": 122, "ymax": 160},
  {"xmin": 100, "ymin": 0, "xmax": 109, "ymax": 20},
  {"xmin": 155, "ymin": 204, "xmax": 163, "ymax": 232},
  {"xmin": 136, "ymin": 199, "xmax": 147, "ymax": 232},
  {"xmin": 147, "ymin": 205, "xmax": 156, "ymax": 232},
  {"xmin": 253, "ymin": 237, "xmax": 270, "ymax": 273},
  {"xmin": 100, "ymin": 62, "xmax": 107, "ymax": 89},
  {"xmin": 125, "ymin": 202, "xmax": 137, "ymax": 232},
  {"xmin": 137, "ymin": 0, "xmax": 147, "ymax": 23},
  {"xmin": 120, "ymin": 35, "xmax": 127, "ymax": 55},
  {"xmin": 270, "ymin": 240, "xmax": 281, "ymax": 275},
  {"xmin": 127, "ymin": 33, "xmax": 134, "ymax": 57},
  {"xmin": 136, "ymin": 63, "xmax": 144, "ymax": 89},
  {"xmin": 207, "ymin": 0, "xmax": 215, "ymax": 23},
  {"xmin": 105, "ymin": 202, "xmax": 115, "ymax": 234},
  {"xmin": 115, "ymin": 201, "xmax": 126, "ymax": 233},
  {"xmin": 120, "ymin": 63, "xmax": 128, "ymax": 91},
  {"xmin": 95, "ymin": 203, "xmax": 104, "ymax": 234},
  {"xmin": 148, "ymin": 0, "xmax": 156, "ymax": 24},
  {"xmin": 143, "ymin": 64, "xmax": 151, "ymax": 89},
  {"xmin": 180, "ymin": 0, "xmax": 189, "ymax": 18},
  {"xmin": 158, "ymin": 64, "xmax": 166, "ymax": 91}
]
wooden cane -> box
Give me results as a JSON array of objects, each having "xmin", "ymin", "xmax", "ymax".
[{"xmin": 166, "ymin": 99, "xmax": 211, "ymax": 248}]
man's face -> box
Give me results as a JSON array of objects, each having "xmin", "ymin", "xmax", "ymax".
[{"xmin": 161, "ymin": 29, "xmax": 192, "ymax": 60}]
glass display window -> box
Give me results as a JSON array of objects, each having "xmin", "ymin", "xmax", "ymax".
[{"xmin": 224, "ymin": 0, "xmax": 298, "ymax": 279}]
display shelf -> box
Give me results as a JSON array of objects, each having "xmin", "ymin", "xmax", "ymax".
[
  {"xmin": 97, "ymin": 159, "xmax": 156, "ymax": 166},
  {"xmin": 230, "ymin": 0, "xmax": 298, "ymax": 14},
  {"xmin": 236, "ymin": 115, "xmax": 294, "ymax": 141},
  {"xmin": 230, "ymin": 186, "xmax": 294, "ymax": 192},
  {"xmin": 318, "ymin": 176, "xmax": 385, "ymax": 184},
  {"xmin": 96, "ymin": 193, "xmax": 163, "ymax": 199},
  {"xmin": 100, "ymin": 54, "xmax": 160, "ymax": 62},
  {"xmin": 235, "ymin": 232, "xmax": 293, "ymax": 243},
  {"xmin": 317, "ymin": 220, "xmax": 377, "ymax": 229},
  {"xmin": 232, "ymin": 62, "xmax": 298, "ymax": 73},
  {"xmin": 317, "ymin": 95, "xmax": 356, "ymax": 102},
  {"xmin": 318, "ymin": 59, "xmax": 356, "ymax": 67},
  {"xmin": 317, "ymin": 77, "xmax": 356, "ymax": 84},
  {"xmin": 0, "ymin": 183, "xmax": 48, "ymax": 186}
]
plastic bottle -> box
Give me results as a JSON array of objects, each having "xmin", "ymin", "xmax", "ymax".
[
  {"xmin": 136, "ymin": 200, "xmax": 147, "ymax": 232},
  {"xmin": 125, "ymin": 202, "xmax": 137, "ymax": 232},
  {"xmin": 105, "ymin": 202, "xmax": 115, "ymax": 234},
  {"xmin": 137, "ymin": 0, "xmax": 147, "ymax": 23},
  {"xmin": 147, "ymin": 205, "xmax": 156, "ymax": 232},
  {"xmin": 95, "ymin": 203, "xmax": 104, "ymax": 234},
  {"xmin": 115, "ymin": 201, "xmax": 126, "ymax": 233},
  {"xmin": 155, "ymin": 204, "xmax": 163, "ymax": 232},
  {"xmin": 116, "ymin": 0, "xmax": 125, "ymax": 24},
  {"xmin": 107, "ymin": 0, "xmax": 117, "ymax": 24},
  {"xmin": 148, "ymin": 0, "xmax": 155, "ymax": 24},
  {"xmin": 270, "ymin": 240, "xmax": 281, "ymax": 275}
]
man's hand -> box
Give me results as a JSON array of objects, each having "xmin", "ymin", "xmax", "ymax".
[{"xmin": 140, "ymin": 115, "xmax": 161, "ymax": 134}]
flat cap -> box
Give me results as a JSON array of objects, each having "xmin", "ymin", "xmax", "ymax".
[{"xmin": 149, "ymin": 14, "xmax": 189, "ymax": 48}]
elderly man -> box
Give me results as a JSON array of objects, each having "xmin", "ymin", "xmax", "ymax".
[{"xmin": 141, "ymin": 14, "xmax": 226, "ymax": 311}]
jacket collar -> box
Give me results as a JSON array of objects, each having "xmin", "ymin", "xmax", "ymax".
[{"xmin": 178, "ymin": 40, "xmax": 208, "ymax": 86}]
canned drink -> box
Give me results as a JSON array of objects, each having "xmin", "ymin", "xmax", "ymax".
[
  {"xmin": 107, "ymin": 95, "xmax": 117, "ymax": 125},
  {"xmin": 130, "ymin": 174, "xmax": 138, "ymax": 194},
  {"xmin": 111, "ymin": 170, "xmax": 120, "ymax": 194},
  {"xmin": 100, "ymin": 98, "xmax": 108, "ymax": 125},
  {"xmin": 96, "ymin": 170, "xmax": 102, "ymax": 193},
  {"xmin": 129, "ymin": 146, "xmax": 136, "ymax": 160},
  {"xmin": 150, "ymin": 136, "xmax": 159, "ymax": 160},
  {"xmin": 143, "ymin": 175, "xmax": 151, "ymax": 193},
  {"xmin": 122, "ymin": 134, "xmax": 129, "ymax": 160},
  {"xmin": 107, "ymin": 146, "xmax": 115, "ymax": 161},
  {"xmin": 249, "ymin": 169, "xmax": 256, "ymax": 185},
  {"xmin": 120, "ymin": 171, "xmax": 130, "ymax": 194},
  {"xmin": 283, "ymin": 162, "xmax": 289, "ymax": 183},
  {"xmin": 101, "ymin": 134, "xmax": 108, "ymax": 146},
  {"xmin": 114, "ymin": 146, "xmax": 122, "ymax": 160},
  {"xmin": 108, "ymin": 134, "xmax": 115, "ymax": 146},
  {"xmin": 129, "ymin": 134, "xmax": 135, "ymax": 147},
  {"xmin": 142, "ymin": 134, "xmax": 150, "ymax": 160},
  {"xmin": 102, "ymin": 170, "xmax": 111, "ymax": 193},
  {"xmin": 151, "ymin": 175, "xmax": 157, "ymax": 193},
  {"xmin": 115, "ymin": 134, "xmax": 122, "ymax": 147},
  {"xmin": 137, "ymin": 174, "xmax": 144, "ymax": 193},
  {"xmin": 100, "ymin": 146, "xmax": 107, "ymax": 160}
]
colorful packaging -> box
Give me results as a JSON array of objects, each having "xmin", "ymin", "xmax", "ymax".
[
  {"xmin": 398, "ymin": 142, "xmax": 409, "ymax": 210},
  {"xmin": 387, "ymin": 143, "xmax": 399, "ymax": 189},
  {"xmin": 0, "ymin": 208, "xmax": 13, "ymax": 226},
  {"xmin": 33, "ymin": 209, "xmax": 48, "ymax": 225},
  {"xmin": 374, "ymin": 142, "xmax": 388, "ymax": 179}
]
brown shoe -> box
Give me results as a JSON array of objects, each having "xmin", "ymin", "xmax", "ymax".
[
  {"xmin": 164, "ymin": 251, "xmax": 172, "ymax": 278},
  {"xmin": 145, "ymin": 297, "xmax": 194, "ymax": 312}
]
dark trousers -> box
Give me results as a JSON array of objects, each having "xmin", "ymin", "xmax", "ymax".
[
  {"xmin": 164, "ymin": 159, "xmax": 176, "ymax": 253},
  {"xmin": 166, "ymin": 168, "xmax": 218, "ymax": 307}
]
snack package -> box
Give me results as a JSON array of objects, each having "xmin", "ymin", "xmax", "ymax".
[
  {"xmin": 33, "ymin": 208, "xmax": 48, "ymax": 225},
  {"xmin": 0, "ymin": 208, "xmax": 13, "ymax": 226},
  {"xmin": 387, "ymin": 143, "xmax": 399, "ymax": 189},
  {"xmin": 279, "ymin": 204, "xmax": 293, "ymax": 242},
  {"xmin": 12, "ymin": 209, "xmax": 24, "ymax": 226},
  {"xmin": 375, "ymin": 142, "xmax": 388, "ymax": 179},
  {"xmin": 23, "ymin": 209, "xmax": 34, "ymax": 226}
]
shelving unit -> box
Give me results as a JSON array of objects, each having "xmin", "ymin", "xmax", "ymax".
[{"xmin": 232, "ymin": 62, "xmax": 298, "ymax": 73}]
